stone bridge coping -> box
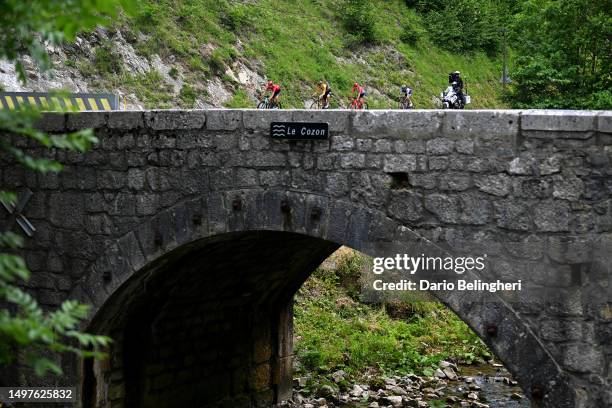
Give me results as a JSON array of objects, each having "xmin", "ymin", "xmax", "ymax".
[{"xmin": 38, "ymin": 109, "xmax": 612, "ymax": 138}]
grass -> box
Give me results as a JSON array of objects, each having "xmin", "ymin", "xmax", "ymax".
[
  {"xmin": 75, "ymin": 0, "xmax": 506, "ymax": 109},
  {"xmin": 294, "ymin": 249, "xmax": 490, "ymax": 386},
  {"xmin": 224, "ymin": 89, "xmax": 251, "ymax": 108}
]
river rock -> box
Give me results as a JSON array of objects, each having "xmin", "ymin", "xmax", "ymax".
[
  {"xmin": 332, "ymin": 370, "xmax": 347, "ymax": 383},
  {"xmin": 318, "ymin": 385, "xmax": 335, "ymax": 399},
  {"xmin": 294, "ymin": 377, "xmax": 309, "ymax": 387},
  {"xmin": 439, "ymin": 360, "xmax": 459, "ymax": 371},
  {"xmin": 443, "ymin": 367, "xmax": 458, "ymax": 381},
  {"xmin": 434, "ymin": 368, "xmax": 446, "ymax": 378},
  {"xmin": 386, "ymin": 385, "xmax": 407, "ymax": 396},
  {"xmin": 467, "ymin": 391, "xmax": 479, "ymax": 400},
  {"xmin": 382, "ymin": 395, "xmax": 403, "ymax": 407},
  {"xmin": 349, "ymin": 384, "xmax": 364, "ymax": 397},
  {"xmin": 316, "ymin": 397, "xmax": 327, "ymax": 406},
  {"xmin": 368, "ymin": 403, "xmax": 379, "ymax": 408},
  {"xmin": 511, "ymin": 392, "xmax": 523, "ymax": 400}
]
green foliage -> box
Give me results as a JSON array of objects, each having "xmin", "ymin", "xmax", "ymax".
[
  {"xmin": 121, "ymin": 71, "xmax": 175, "ymax": 109},
  {"xmin": 0, "ymin": 0, "xmax": 135, "ymax": 82},
  {"xmin": 179, "ymin": 84, "xmax": 199, "ymax": 107},
  {"xmin": 0, "ymin": 106, "xmax": 109, "ymax": 376},
  {"xmin": 341, "ymin": 0, "xmax": 379, "ymax": 45},
  {"xmin": 94, "ymin": 42, "xmax": 123, "ymax": 76},
  {"xmin": 400, "ymin": 23, "xmax": 423, "ymax": 45},
  {"xmin": 506, "ymin": 0, "xmax": 612, "ymax": 109},
  {"xmin": 0, "ymin": 0, "xmax": 130, "ymax": 376},
  {"xmin": 221, "ymin": 3, "xmax": 254, "ymax": 32},
  {"xmin": 294, "ymin": 250, "xmax": 489, "ymax": 384},
  {"xmin": 209, "ymin": 49, "xmax": 227, "ymax": 74},
  {"xmin": 89, "ymin": 0, "xmax": 506, "ymax": 108},
  {"xmin": 420, "ymin": 0, "xmax": 501, "ymax": 54},
  {"xmin": 225, "ymin": 89, "xmax": 252, "ymax": 108}
]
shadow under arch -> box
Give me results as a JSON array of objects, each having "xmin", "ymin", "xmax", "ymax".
[{"xmin": 69, "ymin": 189, "xmax": 575, "ymax": 408}]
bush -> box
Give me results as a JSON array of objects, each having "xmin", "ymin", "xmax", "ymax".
[
  {"xmin": 220, "ymin": 4, "xmax": 253, "ymax": 32},
  {"xmin": 400, "ymin": 23, "xmax": 422, "ymax": 45},
  {"xmin": 589, "ymin": 91, "xmax": 612, "ymax": 110},
  {"xmin": 94, "ymin": 43, "xmax": 123, "ymax": 75},
  {"xmin": 208, "ymin": 49, "xmax": 226, "ymax": 74},
  {"xmin": 225, "ymin": 89, "xmax": 252, "ymax": 108},
  {"xmin": 341, "ymin": 0, "xmax": 379, "ymax": 45},
  {"xmin": 417, "ymin": 0, "xmax": 500, "ymax": 54},
  {"xmin": 179, "ymin": 84, "xmax": 198, "ymax": 107}
]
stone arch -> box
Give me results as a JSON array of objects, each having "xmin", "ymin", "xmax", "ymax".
[{"xmin": 70, "ymin": 189, "xmax": 576, "ymax": 408}]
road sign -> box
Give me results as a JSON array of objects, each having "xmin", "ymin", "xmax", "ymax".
[{"xmin": 270, "ymin": 122, "xmax": 329, "ymax": 140}]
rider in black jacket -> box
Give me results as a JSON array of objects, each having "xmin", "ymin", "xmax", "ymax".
[{"xmin": 449, "ymin": 71, "xmax": 466, "ymax": 105}]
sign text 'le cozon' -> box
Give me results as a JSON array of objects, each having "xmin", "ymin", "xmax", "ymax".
[{"xmin": 270, "ymin": 122, "xmax": 329, "ymax": 140}]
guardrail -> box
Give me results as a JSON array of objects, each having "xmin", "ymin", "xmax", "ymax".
[{"xmin": 0, "ymin": 92, "xmax": 119, "ymax": 111}]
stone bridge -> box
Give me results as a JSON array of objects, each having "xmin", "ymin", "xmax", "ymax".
[{"xmin": 1, "ymin": 109, "xmax": 611, "ymax": 408}]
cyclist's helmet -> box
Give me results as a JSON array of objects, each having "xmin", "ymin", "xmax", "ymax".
[
  {"xmin": 266, "ymin": 80, "xmax": 274, "ymax": 90},
  {"xmin": 352, "ymin": 82, "xmax": 360, "ymax": 91},
  {"xmin": 318, "ymin": 80, "xmax": 324, "ymax": 85},
  {"xmin": 401, "ymin": 85, "xmax": 407, "ymax": 91}
]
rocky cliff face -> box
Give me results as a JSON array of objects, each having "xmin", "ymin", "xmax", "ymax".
[{"xmin": 0, "ymin": 28, "xmax": 266, "ymax": 109}]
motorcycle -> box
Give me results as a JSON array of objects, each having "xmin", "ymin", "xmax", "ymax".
[{"xmin": 440, "ymin": 84, "xmax": 470, "ymax": 109}]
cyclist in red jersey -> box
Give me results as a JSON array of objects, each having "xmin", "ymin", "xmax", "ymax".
[
  {"xmin": 351, "ymin": 82, "xmax": 366, "ymax": 108},
  {"xmin": 266, "ymin": 80, "xmax": 281, "ymax": 107}
]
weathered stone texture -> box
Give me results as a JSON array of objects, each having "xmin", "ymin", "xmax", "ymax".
[{"xmin": 2, "ymin": 109, "xmax": 611, "ymax": 408}]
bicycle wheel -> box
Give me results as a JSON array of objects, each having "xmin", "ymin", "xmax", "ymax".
[
  {"xmin": 308, "ymin": 100, "xmax": 320, "ymax": 109},
  {"xmin": 257, "ymin": 101, "xmax": 267, "ymax": 109},
  {"xmin": 362, "ymin": 102, "xmax": 368, "ymax": 110}
]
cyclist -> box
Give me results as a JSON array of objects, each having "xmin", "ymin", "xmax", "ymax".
[
  {"xmin": 265, "ymin": 80, "xmax": 281, "ymax": 107},
  {"xmin": 351, "ymin": 82, "xmax": 366, "ymax": 108},
  {"xmin": 315, "ymin": 80, "xmax": 332, "ymax": 109},
  {"xmin": 400, "ymin": 84, "xmax": 413, "ymax": 108}
]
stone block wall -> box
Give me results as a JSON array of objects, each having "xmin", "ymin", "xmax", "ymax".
[{"xmin": 1, "ymin": 109, "xmax": 611, "ymax": 407}]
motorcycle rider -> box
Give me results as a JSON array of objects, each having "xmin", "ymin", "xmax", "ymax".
[{"xmin": 448, "ymin": 71, "xmax": 466, "ymax": 105}]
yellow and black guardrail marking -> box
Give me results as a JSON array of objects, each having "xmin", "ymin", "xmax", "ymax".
[{"xmin": 0, "ymin": 92, "xmax": 119, "ymax": 111}]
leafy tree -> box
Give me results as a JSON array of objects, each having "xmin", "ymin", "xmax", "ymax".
[
  {"xmin": 507, "ymin": 0, "xmax": 612, "ymax": 108},
  {"xmin": 0, "ymin": 0, "xmax": 134, "ymax": 376},
  {"xmin": 420, "ymin": 0, "xmax": 501, "ymax": 54}
]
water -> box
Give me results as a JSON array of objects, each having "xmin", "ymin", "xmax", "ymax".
[
  {"xmin": 446, "ymin": 364, "xmax": 531, "ymax": 408},
  {"xmin": 341, "ymin": 363, "xmax": 530, "ymax": 408}
]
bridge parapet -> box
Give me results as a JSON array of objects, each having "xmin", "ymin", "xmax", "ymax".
[{"xmin": 2, "ymin": 109, "xmax": 611, "ymax": 408}]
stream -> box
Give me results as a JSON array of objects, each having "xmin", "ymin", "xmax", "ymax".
[
  {"xmin": 444, "ymin": 364, "xmax": 531, "ymax": 408},
  {"xmin": 345, "ymin": 363, "xmax": 530, "ymax": 407}
]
